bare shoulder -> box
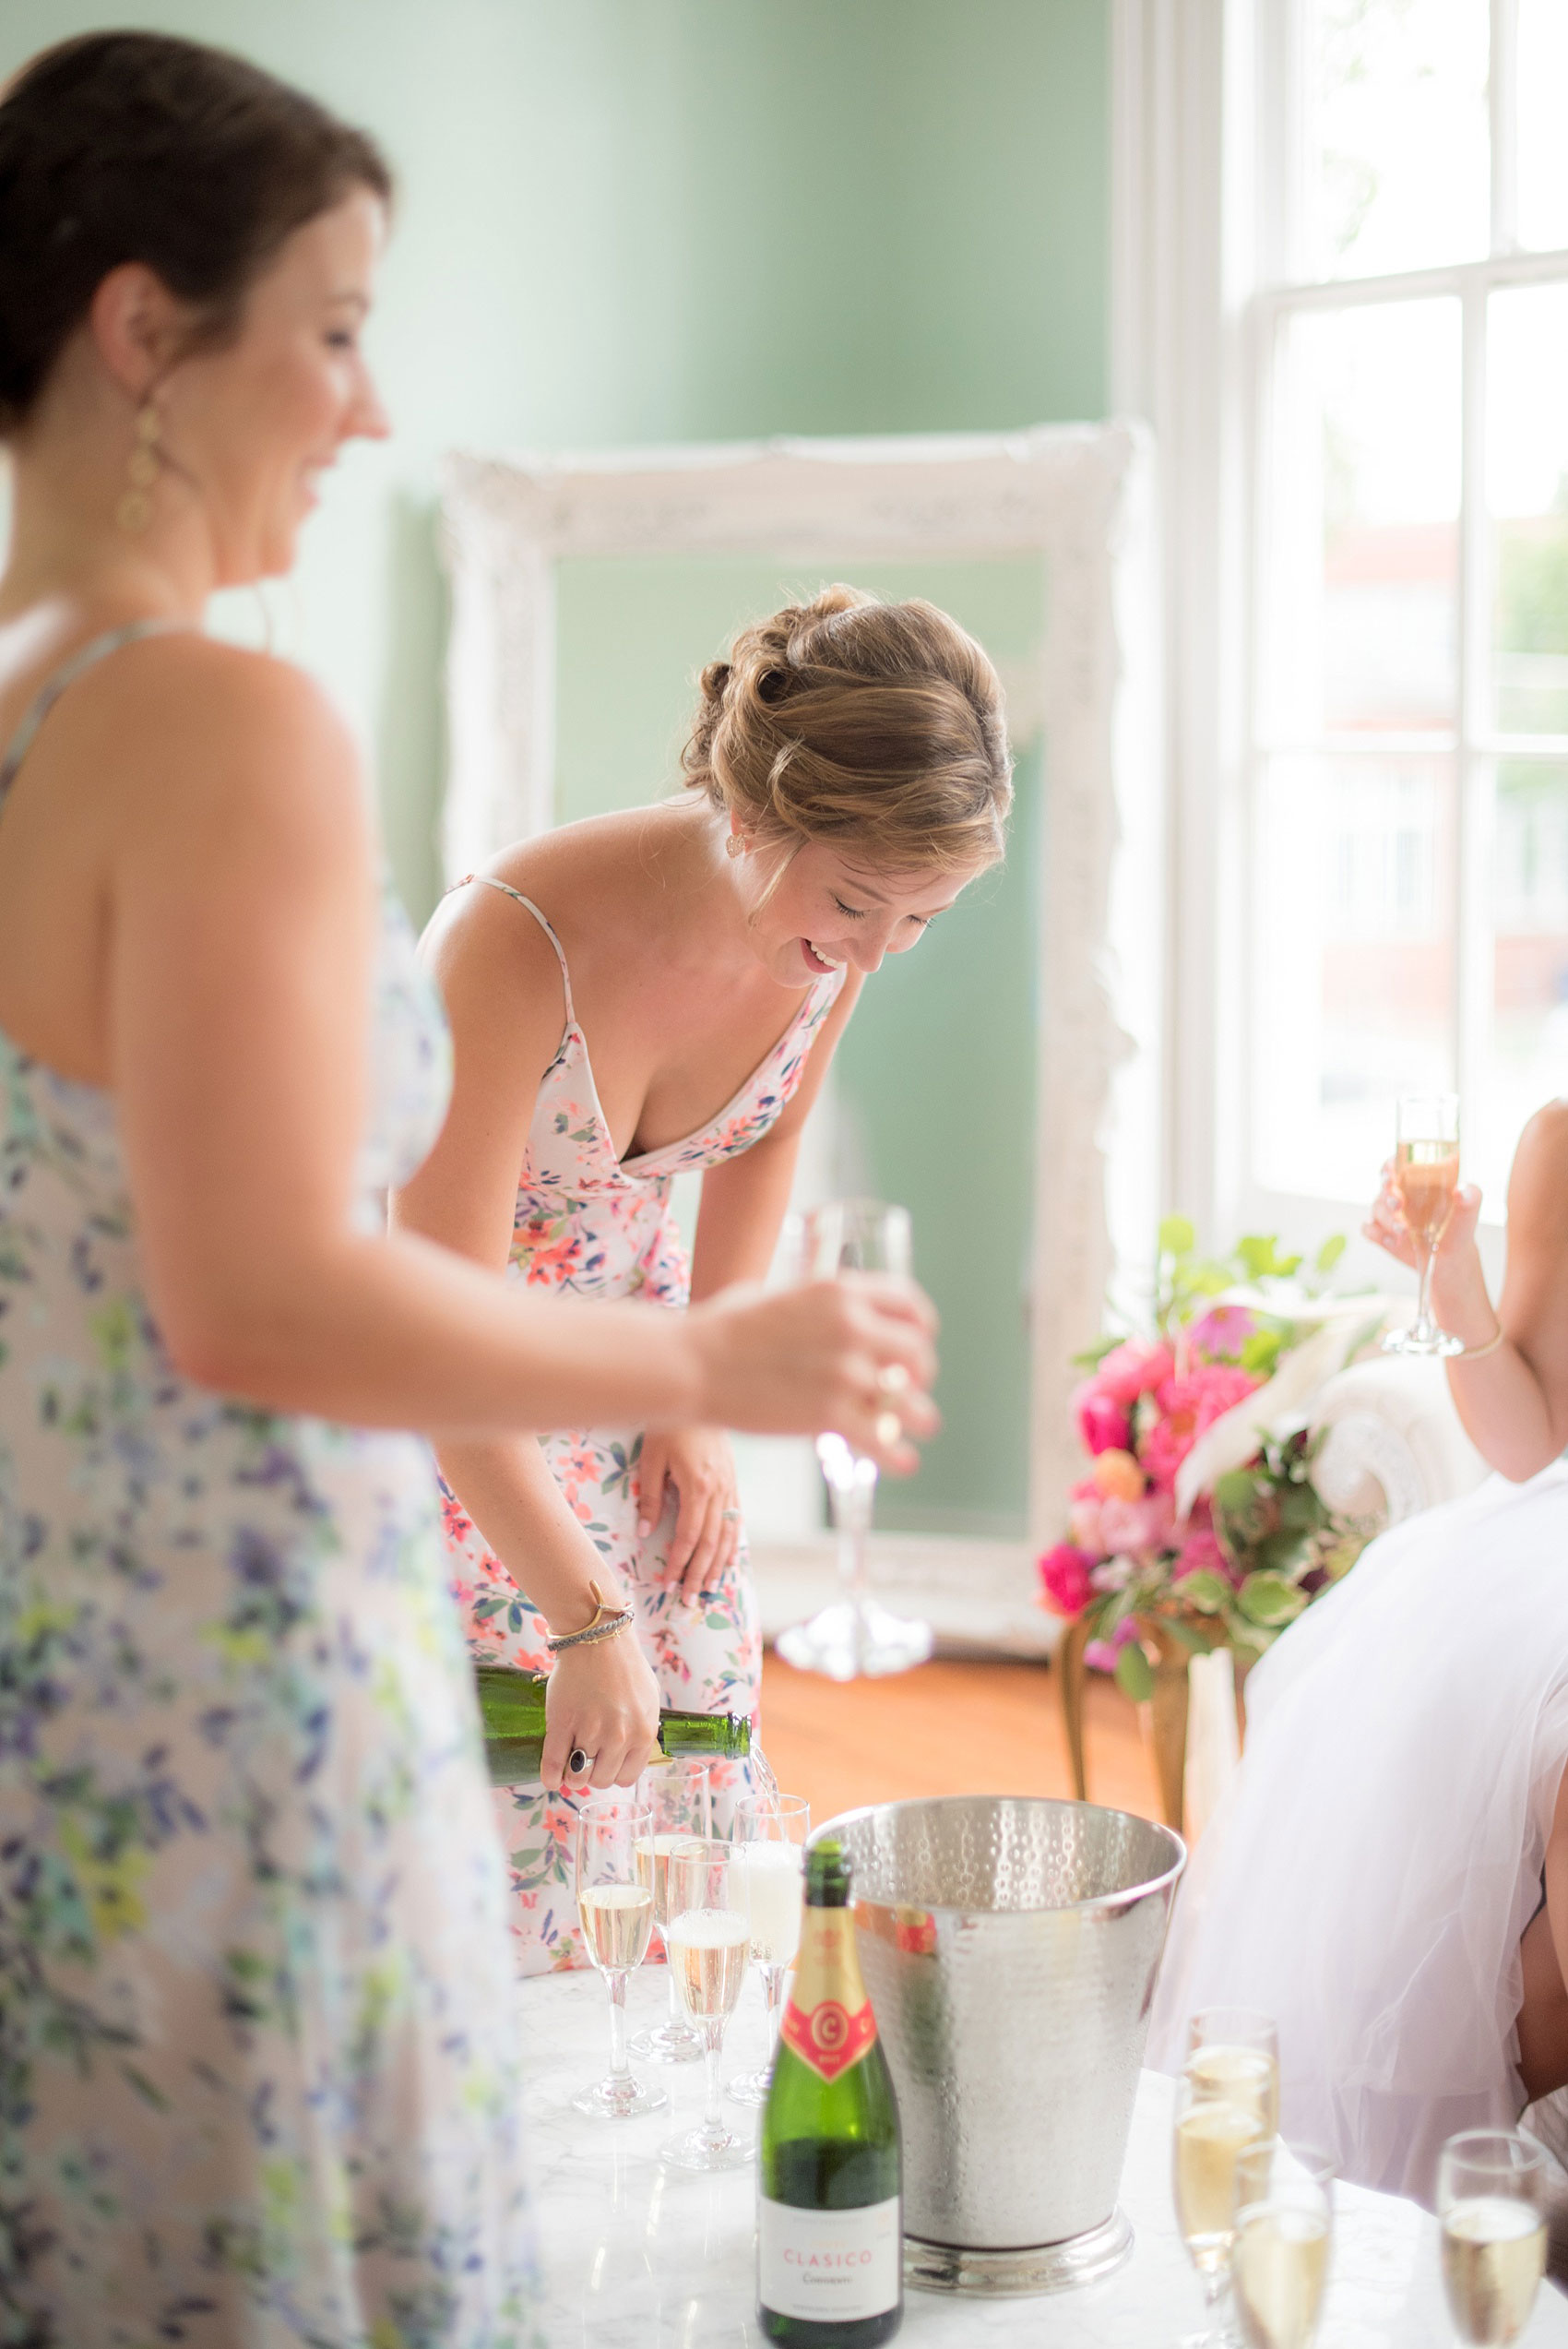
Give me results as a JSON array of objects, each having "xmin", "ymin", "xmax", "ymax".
[
  {"xmin": 492, "ymin": 801, "xmax": 681, "ymax": 908},
  {"xmin": 34, "ymin": 637, "xmax": 368, "ymax": 883},
  {"xmin": 1505, "ymin": 1101, "xmax": 1568, "ymax": 1234}
]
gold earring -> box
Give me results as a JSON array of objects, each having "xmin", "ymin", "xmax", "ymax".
[
  {"xmin": 726, "ymin": 831, "xmax": 746, "ymax": 859},
  {"xmin": 115, "ymin": 402, "xmax": 161, "ymax": 535}
]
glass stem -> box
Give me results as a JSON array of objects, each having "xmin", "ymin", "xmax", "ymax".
[
  {"xmin": 1417, "ymin": 1239, "xmax": 1439, "ymax": 1338},
  {"xmin": 764, "ymin": 1964, "xmax": 786, "ymax": 2063},
  {"xmin": 608, "ymin": 1971, "xmax": 629, "ymax": 2082},
  {"xmin": 831, "ymin": 1468, "xmax": 875, "ymax": 1669},
  {"xmin": 666, "ymin": 1960, "xmax": 683, "ymax": 2029},
  {"xmin": 703, "ymin": 2021, "xmax": 725, "ymax": 2140}
]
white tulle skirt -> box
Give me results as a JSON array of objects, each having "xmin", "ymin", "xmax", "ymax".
[{"xmin": 1148, "ymin": 1458, "xmax": 1568, "ymax": 2205}]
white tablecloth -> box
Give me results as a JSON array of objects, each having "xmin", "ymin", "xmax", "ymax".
[{"xmin": 519, "ymin": 1968, "xmax": 1568, "ymax": 2343}]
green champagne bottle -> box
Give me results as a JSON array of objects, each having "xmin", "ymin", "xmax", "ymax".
[
  {"xmin": 473, "ymin": 1659, "xmax": 750, "ymax": 1786},
  {"xmin": 758, "ymin": 1838, "xmax": 903, "ymax": 2346}
]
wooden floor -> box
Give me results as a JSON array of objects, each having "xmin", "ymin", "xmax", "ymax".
[{"xmin": 758, "ymin": 1651, "xmax": 1159, "ymax": 1827}]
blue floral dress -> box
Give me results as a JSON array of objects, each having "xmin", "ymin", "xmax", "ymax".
[{"xmin": 0, "ymin": 630, "xmax": 536, "ymax": 2348}]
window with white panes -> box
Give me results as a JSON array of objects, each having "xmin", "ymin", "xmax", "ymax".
[{"xmin": 1246, "ymin": 0, "xmax": 1568, "ymax": 1220}]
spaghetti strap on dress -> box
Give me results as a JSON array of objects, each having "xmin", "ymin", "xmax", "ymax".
[
  {"xmin": 438, "ymin": 871, "xmax": 844, "ymax": 1971},
  {"xmin": 0, "ymin": 644, "xmax": 537, "ymax": 2343}
]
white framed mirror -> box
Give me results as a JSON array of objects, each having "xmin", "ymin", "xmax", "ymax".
[{"xmin": 439, "ymin": 425, "xmax": 1160, "ymax": 1640}]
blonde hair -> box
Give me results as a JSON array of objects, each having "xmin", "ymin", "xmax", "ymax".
[{"xmin": 681, "ymin": 585, "xmax": 1012, "ymax": 876}]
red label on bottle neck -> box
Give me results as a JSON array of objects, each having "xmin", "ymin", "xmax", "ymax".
[{"xmin": 779, "ymin": 1993, "xmax": 878, "ymax": 2083}]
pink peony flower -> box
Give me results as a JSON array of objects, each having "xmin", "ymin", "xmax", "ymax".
[
  {"xmin": 1067, "ymin": 1480, "xmax": 1105, "ymax": 1554},
  {"xmin": 1098, "ymin": 1488, "xmax": 1177, "ymax": 1558},
  {"xmin": 1074, "ymin": 1385, "xmax": 1133, "ymax": 1456},
  {"xmin": 1139, "ymin": 1364, "xmax": 1263, "ymax": 1491},
  {"xmin": 1038, "ymin": 1543, "xmax": 1097, "ymax": 1616},
  {"xmin": 1094, "ymin": 1338, "xmax": 1177, "ymax": 1407},
  {"xmin": 1173, "ymin": 1523, "xmax": 1231, "ymax": 1582},
  {"xmin": 1187, "ymin": 1305, "xmax": 1257, "ymax": 1364}
]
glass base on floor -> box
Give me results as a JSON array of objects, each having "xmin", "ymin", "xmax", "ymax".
[
  {"xmin": 630, "ymin": 2015, "xmax": 705, "ymax": 2064},
  {"xmin": 775, "ymin": 1598, "xmax": 933, "ymax": 1682},
  {"xmin": 1382, "ymin": 1324, "xmax": 1464, "ymax": 1358},
  {"xmin": 660, "ymin": 2123, "xmax": 752, "ymax": 2173},
  {"xmin": 571, "ymin": 2069, "xmax": 668, "ymax": 2120}
]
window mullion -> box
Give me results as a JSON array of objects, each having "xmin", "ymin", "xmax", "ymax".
[
  {"xmin": 1455, "ymin": 276, "xmax": 1492, "ymax": 1125},
  {"xmin": 1491, "ymin": 0, "xmax": 1519, "ymax": 256}
]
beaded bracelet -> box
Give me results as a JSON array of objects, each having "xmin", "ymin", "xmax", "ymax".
[
  {"xmin": 543, "ymin": 1579, "xmax": 636, "ymax": 1653},
  {"xmin": 1458, "ymin": 1322, "xmax": 1506, "ymax": 1360}
]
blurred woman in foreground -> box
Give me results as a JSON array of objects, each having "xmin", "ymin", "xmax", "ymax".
[{"xmin": 0, "ymin": 31, "xmax": 934, "ymax": 2343}]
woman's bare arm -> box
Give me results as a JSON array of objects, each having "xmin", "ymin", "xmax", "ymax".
[
  {"xmin": 1368, "ymin": 1102, "xmax": 1568, "ymax": 1478},
  {"xmin": 105, "ymin": 641, "xmax": 936, "ymax": 1451}
]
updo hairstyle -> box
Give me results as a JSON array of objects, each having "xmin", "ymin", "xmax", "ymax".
[
  {"xmin": 0, "ymin": 30, "xmax": 391, "ymax": 435},
  {"xmin": 682, "ymin": 586, "xmax": 1013, "ymax": 877}
]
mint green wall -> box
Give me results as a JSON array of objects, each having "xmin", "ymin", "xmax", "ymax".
[{"xmin": 0, "ymin": 0, "xmax": 1107, "ymax": 1536}]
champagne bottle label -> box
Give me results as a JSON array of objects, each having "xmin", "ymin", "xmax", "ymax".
[
  {"xmin": 757, "ymin": 2196, "xmax": 902, "ymax": 2323},
  {"xmin": 778, "ymin": 1993, "xmax": 878, "ymax": 2083},
  {"xmin": 777, "ymin": 1907, "xmax": 877, "ymax": 2083}
]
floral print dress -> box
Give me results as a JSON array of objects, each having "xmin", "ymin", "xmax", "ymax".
[
  {"xmin": 439, "ymin": 880, "xmax": 843, "ymax": 1973},
  {"xmin": 0, "ymin": 629, "xmax": 537, "ymax": 2349}
]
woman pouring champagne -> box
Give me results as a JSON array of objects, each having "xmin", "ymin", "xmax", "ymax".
[{"xmin": 393, "ymin": 586, "xmax": 1012, "ymax": 1970}]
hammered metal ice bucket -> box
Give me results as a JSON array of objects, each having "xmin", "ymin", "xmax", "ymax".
[{"xmin": 829, "ymin": 1795, "xmax": 1186, "ymax": 2297}]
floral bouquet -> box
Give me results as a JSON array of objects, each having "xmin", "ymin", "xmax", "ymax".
[{"xmin": 1039, "ymin": 1220, "xmax": 1383, "ymax": 1701}]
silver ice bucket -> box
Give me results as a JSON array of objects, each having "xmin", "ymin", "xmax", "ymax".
[{"xmin": 830, "ymin": 1795, "xmax": 1185, "ymax": 2296}]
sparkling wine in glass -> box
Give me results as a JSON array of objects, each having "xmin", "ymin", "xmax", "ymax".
[
  {"xmin": 1231, "ymin": 2140, "xmax": 1335, "ymax": 2349},
  {"xmin": 1173, "ymin": 2072, "xmax": 1270, "ymax": 2343},
  {"xmin": 775, "ymin": 1198, "xmax": 934, "ymax": 1682},
  {"xmin": 630, "ymin": 1759, "xmax": 711, "ymax": 2066},
  {"xmin": 572, "ymin": 1792, "xmax": 666, "ymax": 2119},
  {"xmin": 1438, "ymin": 2128, "xmax": 1548, "ymax": 2345},
  {"xmin": 1383, "ymin": 1092, "xmax": 1464, "ymax": 1358},
  {"xmin": 661, "ymin": 1838, "xmax": 751, "ymax": 2173},
  {"xmin": 1185, "ymin": 2007, "xmax": 1281, "ymax": 2139},
  {"xmin": 727, "ymin": 1791, "xmax": 809, "ymax": 2108}
]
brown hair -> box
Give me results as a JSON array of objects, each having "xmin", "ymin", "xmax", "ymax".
[
  {"xmin": 0, "ymin": 31, "xmax": 392, "ymax": 434},
  {"xmin": 682, "ymin": 586, "xmax": 1012, "ymax": 876}
]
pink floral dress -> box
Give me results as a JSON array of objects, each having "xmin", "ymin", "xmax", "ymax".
[{"xmin": 439, "ymin": 878, "xmax": 843, "ymax": 1971}]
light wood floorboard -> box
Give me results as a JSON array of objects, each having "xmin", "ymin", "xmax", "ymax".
[{"xmin": 758, "ymin": 1652, "xmax": 1160, "ymax": 1828}]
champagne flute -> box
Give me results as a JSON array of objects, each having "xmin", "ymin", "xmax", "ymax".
[
  {"xmin": 727, "ymin": 1791, "xmax": 810, "ymax": 2107},
  {"xmin": 1383, "ymin": 1092, "xmax": 1464, "ymax": 1357},
  {"xmin": 660, "ymin": 1837, "xmax": 752, "ymax": 2173},
  {"xmin": 775, "ymin": 1198, "xmax": 934, "ymax": 1681},
  {"xmin": 630, "ymin": 1759, "xmax": 710, "ymax": 2065},
  {"xmin": 1173, "ymin": 2070, "xmax": 1271, "ymax": 2343},
  {"xmin": 1438, "ymin": 2128, "xmax": 1548, "ymax": 2345},
  {"xmin": 1231, "ymin": 2140, "xmax": 1334, "ymax": 2349},
  {"xmin": 572, "ymin": 1792, "xmax": 667, "ymax": 2119},
  {"xmin": 1185, "ymin": 2007, "xmax": 1281, "ymax": 2139}
]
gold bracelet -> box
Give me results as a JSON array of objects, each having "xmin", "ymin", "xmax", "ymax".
[
  {"xmin": 543, "ymin": 1579, "xmax": 635, "ymax": 1652},
  {"xmin": 1458, "ymin": 1322, "xmax": 1506, "ymax": 1360}
]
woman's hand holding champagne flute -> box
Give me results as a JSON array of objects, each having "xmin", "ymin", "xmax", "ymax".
[{"xmin": 1368, "ymin": 1093, "xmax": 1497, "ymax": 1360}]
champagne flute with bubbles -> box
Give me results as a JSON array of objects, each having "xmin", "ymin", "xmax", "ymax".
[
  {"xmin": 1383, "ymin": 1092, "xmax": 1464, "ymax": 1357},
  {"xmin": 776, "ymin": 1198, "xmax": 934, "ymax": 1681},
  {"xmin": 1231, "ymin": 2140, "xmax": 1334, "ymax": 2349},
  {"xmin": 728, "ymin": 1792, "xmax": 810, "ymax": 2108},
  {"xmin": 630, "ymin": 1759, "xmax": 710, "ymax": 2066},
  {"xmin": 1438, "ymin": 2128, "xmax": 1548, "ymax": 2346},
  {"xmin": 661, "ymin": 1837, "xmax": 752, "ymax": 2172},
  {"xmin": 572, "ymin": 1792, "xmax": 666, "ymax": 2119},
  {"xmin": 1185, "ymin": 2007, "xmax": 1281, "ymax": 2140},
  {"xmin": 1173, "ymin": 2069, "xmax": 1269, "ymax": 2344}
]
